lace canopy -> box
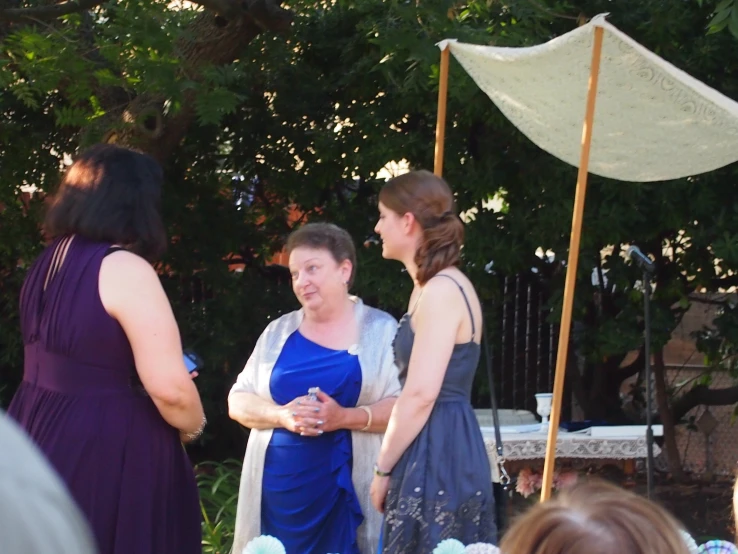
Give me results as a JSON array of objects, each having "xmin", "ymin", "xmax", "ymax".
[{"xmin": 438, "ymin": 14, "xmax": 738, "ymax": 182}]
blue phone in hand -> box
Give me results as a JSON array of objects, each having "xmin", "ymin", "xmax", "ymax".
[{"xmin": 183, "ymin": 349, "xmax": 202, "ymax": 374}]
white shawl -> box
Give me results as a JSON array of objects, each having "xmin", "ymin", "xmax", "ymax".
[{"xmin": 229, "ymin": 297, "xmax": 401, "ymax": 554}]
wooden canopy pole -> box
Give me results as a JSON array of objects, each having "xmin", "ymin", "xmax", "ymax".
[
  {"xmin": 434, "ymin": 46, "xmax": 451, "ymax": 176},
  {"xmin": 540, "ymin": 25, "xmax": 605, "ymax": 502}
]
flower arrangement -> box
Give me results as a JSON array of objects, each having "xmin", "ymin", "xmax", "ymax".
[
  {"xmin": 433, "ymin": 539, "xmax": 466, "ymax": 554},
  {"xmin": 515, "ymin": 467, "xmax": 578, "ymax": 498},
  {"xmin": 242, "ymin": 535, "xmax": 286, "ymax": 554},
  {"xmin": 242, "ymin": 534, "xmax": 504, "ymax": 554},
  {"xmin": 680, "ymin": 529, "xmax": 699, "ymax": 554},
  {"xmin": 432, "ymin": 539, "xmax": 501, "ymax": 554},
  {"xmin": 697, "ymin": 540, "xmax": 738, "ymax": 554}
]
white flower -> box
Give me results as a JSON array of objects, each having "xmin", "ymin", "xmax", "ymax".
[
  {"xmin": 680, "ymin": 529, "xmax": 699, "ymax": 554},
  {"xmin": 433, "ymin": 538, "xmax": 466, "ymax": 554},
  {"xmin": 697, "ymin": 540, "xmax": 738, "ymax": 553},
  {"xmin": 242, "ymin": 535, "xmax": 286, "ymax": 554},
  {"xmin": 465, "ymin": 543, "xmax": 502, "ymax": 554}
]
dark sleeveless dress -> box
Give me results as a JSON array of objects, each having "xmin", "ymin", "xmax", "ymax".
[
  {"xmin": 381, "ymin": 275, "xmax": 497, "ymax": 553},
  {"xmin": 8, "ymin": 235, "xmax": 201, "ymax": 554}
]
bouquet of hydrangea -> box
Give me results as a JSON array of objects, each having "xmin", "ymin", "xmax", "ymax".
[
  {"xmin": 432, "ymin": 538, "xmax": 501, "ymax": 553},
  {"xmin": 433, "ymin": 539, "xmax": 466, "ymax": 554},
  {"xmin": 697, "ymin": 540, "xmax": 738, "ymax": 553},
  {"xmin": 242, "ymin": 535, "xmax": 286, "ymax": 554}
]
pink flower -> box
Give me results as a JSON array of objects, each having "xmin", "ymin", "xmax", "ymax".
[
  {"xmin": 516, "ymin": 468, "xmax": 578, "ymax": 498},
  {"xmin": 554, "ymin": 471, "xmax": 578, "ymax": 490},
  {"xmin": 531, "ymin": 472, "xmax": 542, "ymax": 491},
  {"xmin": 516, "ymin": 468, "xmax": 541, "ymax": 498}
]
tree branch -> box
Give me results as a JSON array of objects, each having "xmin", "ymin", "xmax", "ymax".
[
  {"xmin": 671, "ymin": 383, "xmax": 738, "ymax": 423},
  {"xmin": 525, "ymin": 0, "xmax": 581, "ymax": 21},
  {"xmin": 654, "ymin": 349, "xmax": 685, "ymax": 479},
  {"xmin": 0, "ymin": 0, "xmax": 105, "ymax": 22},
  {"xmin": 613, "ymin": 346, "xmax": 646, "ymax": 382},
  {"xmin": 709, "ymin": 274, "xmax": 738, "ymax": 290},
  {"xmin": 688, "ymin": 293, "xmax": 731, "ymax": 306},
  {"xmin": 0, "ymin": 0, "xmax": 291, "ymax": 26}
]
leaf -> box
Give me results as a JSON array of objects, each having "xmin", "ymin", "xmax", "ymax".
[
  {"xmin": 729, "ymin": 4, "xmax": 738, "ymax": 38},
  {"xmin": 707, "ymin": 7, "xmax": 731, "ymax": 29},
  {"xmin": 194, "ymin": 87, "xmax": 244, "ymax": 126},
  {"xmin": 94, "ymin": 69, "xmax": 122, "ymax": 87},
  {"xmin": 708, "ymin": 15, "xmax": 731, "ymax": 34},
  {"xmin": 11, "ymin": 82, "xmax": 38, "ymax": 109},
  {"xmin": 0, "ymin": 59, "xmax": 15, "ymax": 89},
  {"xmin": 54, "ymin": 105, "xmax": 91, "ymax": 127}
]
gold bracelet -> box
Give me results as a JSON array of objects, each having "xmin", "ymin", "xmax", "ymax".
[
  {"xmin": 373, "ymin": 463, "xmax": 391, "ymax": 477},
  {"xmin": 358, "ymin": 405, "xmax": 372, "ymax": 432}
]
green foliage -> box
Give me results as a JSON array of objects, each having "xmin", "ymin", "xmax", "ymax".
[
  {"xmin": 194, "ymin": 87, "xmax": 244, "ymax": 126},
  {"xmin": 197, "ymin": 459, "xmax": 242, "ymax": 554},
  {"xmin": 5, "ymin": 0, "xmax": 738, "ymax": 456},
  {"xmin": 700, "ymin": 0, "xmax": 738, "ymax": 39},
  {"xmin": 706, "ymin": 0, "xmax": 738, "ymax": 37}
]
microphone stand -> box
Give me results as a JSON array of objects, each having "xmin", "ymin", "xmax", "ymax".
[
  {"xmin": 642, "ymin": 269, "xmax": 655, "ymax": 499},
  {"xmin": 628, "ymin": 245, "xmax": 656, "ymax": 500}
]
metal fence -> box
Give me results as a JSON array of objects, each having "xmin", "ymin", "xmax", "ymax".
[{"xmin": 479, "ymin": 273, "xmax": 566, "ymax": 417}]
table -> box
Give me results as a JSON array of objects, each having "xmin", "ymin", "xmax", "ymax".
[{"xmin": 481, "ymin": 426, "xmax": 662, "ymax": 483}]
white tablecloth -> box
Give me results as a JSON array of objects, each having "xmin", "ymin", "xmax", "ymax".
[{"xmin": 481, "ymin": 427, "xmax": 662, "ymax": 482}]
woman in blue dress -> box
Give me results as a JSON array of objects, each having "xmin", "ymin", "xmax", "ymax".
[
  {"xmin": 228, "ymin": 223, "xmax": 402, "ymax": 554},
  {"xmin": 370, "ymin": 170, "xmax": 497, "ymax": 552}
]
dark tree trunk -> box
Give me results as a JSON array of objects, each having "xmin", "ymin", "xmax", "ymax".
[
  {"xmin": 654, "ymin": 349, "xmax": 686, "ymax": 480},
  {"xmin": 100, "ymin": 0, "xmax": 292, "ymax": 161},
  {"xmin": 1, "ymin": 0, "xmax": 293, "ymax": 162}
]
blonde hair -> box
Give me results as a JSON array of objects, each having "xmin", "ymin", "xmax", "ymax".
[{"xmin": 499, "ymin": 480, "xmax": 690, "ymax": 554}]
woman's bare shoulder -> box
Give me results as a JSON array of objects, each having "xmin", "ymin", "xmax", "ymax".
[
  {"xmin": 100, "ymin": 249, "xmax": 154, "ymax": 276},
  {"xmin": 98, "ymin": 250, "xmax": 160, "ymax": 311}
]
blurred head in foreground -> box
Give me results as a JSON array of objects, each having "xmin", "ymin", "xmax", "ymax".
[{"xmin": 499, "ymin": 480, "xmax": 690, "ymax": 554}]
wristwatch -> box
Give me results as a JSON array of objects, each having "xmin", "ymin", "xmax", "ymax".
[{"xmin": 373, "ymin": 463, "xmax": 392, "ymax": 477}]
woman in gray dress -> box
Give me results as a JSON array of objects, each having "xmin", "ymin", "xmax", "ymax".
[{"xmin": 369, "ymin": 170, "xmax": 497, "ymax": 552}]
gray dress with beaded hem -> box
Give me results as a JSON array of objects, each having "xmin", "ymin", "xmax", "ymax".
[{"xmin": 381, "ymin": 277, "xmax": 497, "ymax": 553}]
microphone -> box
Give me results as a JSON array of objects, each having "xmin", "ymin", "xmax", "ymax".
[{"xmin": 627, "ymin": 245, "xmax": 655, "ymax": 274}]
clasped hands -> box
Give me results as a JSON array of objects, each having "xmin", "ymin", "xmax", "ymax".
[{"xmin": 280, "ymin": 389, "xmax": 343, "ymax": 436}]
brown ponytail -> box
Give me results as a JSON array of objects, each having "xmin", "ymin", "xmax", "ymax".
[{"xmin": 378, "ymin": 170, "xmax": 464, "ymax": 285}]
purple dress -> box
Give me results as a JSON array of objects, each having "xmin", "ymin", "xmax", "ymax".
[{"xmin": 8, "ymin": 235, "xmax": 201, "ymax": 554}]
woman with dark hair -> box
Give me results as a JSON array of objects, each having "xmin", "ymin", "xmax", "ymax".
[
  {"xmin": 229, "ymin": 222, "xmax": 401, "ymax": 554},
  {"xmin": 8, "ymin": 144, "xmax": 205, "ymax": 554},
  {"xmin": 370, "ymin": 170, "xmax": 497, "ymax": 552}
]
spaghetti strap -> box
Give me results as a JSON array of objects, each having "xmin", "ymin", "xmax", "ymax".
[
  {"xmin": 433, "ymin": 273, "xmax": 476, "ymax": 341},
  {"xmin": 382, "ymin": 272, "xmax": 497, "ymax": 550},
  {"xmin": 43, "ymin": 235, "xmax": 74, "ymax": 292}
]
